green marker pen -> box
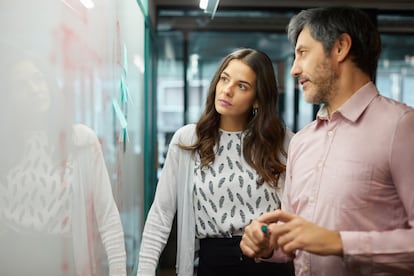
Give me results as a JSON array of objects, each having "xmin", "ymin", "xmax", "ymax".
[{"xmin": 261, "ymin": 225, "xmax": 268, "ymax": 234}]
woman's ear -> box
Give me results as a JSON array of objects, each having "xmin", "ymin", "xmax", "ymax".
[
  {"xmin": 334, "ymin": 33, "xmax": 352, "ymax": 63},
  {"xmin": 253, "ymin": 99, "xmax": 259, "ymax": 109}
]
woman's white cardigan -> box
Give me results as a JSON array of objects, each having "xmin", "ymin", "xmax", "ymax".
[{"xmin": 137, "ymin": 124, "xmax": 293, "ymax": 276}]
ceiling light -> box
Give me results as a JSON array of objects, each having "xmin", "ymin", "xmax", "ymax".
[
  {"xmin": 199, "ymin": 0, "xmax": 220, "ymax": 18},
  {"xmin": 199, "ymin": 0, "xmax": 208, "ymax": 10}
]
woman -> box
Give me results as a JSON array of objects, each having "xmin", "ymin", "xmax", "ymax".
[{"xmin": 137, "ymin": 48, "xmax": 294, "ymax": 276}]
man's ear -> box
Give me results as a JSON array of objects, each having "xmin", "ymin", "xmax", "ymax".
[{"xmin": 334, "ymin": 33, "xmax": 352, "ymax": 63}]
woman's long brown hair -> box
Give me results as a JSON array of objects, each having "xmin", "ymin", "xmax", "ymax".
[{"xmin": 180, "ymin": 48, "xmax": 287, "ymax": 188}]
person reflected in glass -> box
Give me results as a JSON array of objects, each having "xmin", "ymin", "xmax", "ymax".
[
  {"xmin": 137, "ymin": 48, "xmax": 294, "ymax": 276},
  {"xmin": 0, "ymin": 47, "xmax": 127, "ymax": 276}
]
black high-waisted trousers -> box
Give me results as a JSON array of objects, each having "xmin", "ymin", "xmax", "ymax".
[{"xmin": 197, "ymin": 237, "xmax": 295, "ymax": 276}]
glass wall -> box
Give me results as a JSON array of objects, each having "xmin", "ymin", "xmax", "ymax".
[
  {"xmin": 0, "ymin": 0, "xmax": 146, "ymax": 274},
  {"xmin": 156, "ymin": 31, "xmax": 184, "ymax": 174},
  {"xmin": 378, "ymin": 33, "xmax": 414, "ymax": 107}
]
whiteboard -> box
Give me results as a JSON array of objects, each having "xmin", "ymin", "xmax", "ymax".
[{"xmin": 0, "ymin": 0, "xmax": 145, "ymax": 274}]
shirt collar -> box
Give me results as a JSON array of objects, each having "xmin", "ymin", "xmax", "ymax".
[{"xmin": 316, "ymin": 81, "xmax": 379, "ymax": 126}]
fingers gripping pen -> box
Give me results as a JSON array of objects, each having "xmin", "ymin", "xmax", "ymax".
[{"xmin": 254, "ymin": 224, "xmax": 271, "ymax": 262}]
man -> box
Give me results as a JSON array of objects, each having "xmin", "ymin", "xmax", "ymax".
[{"xmin": 240, "ymin": 6, "xmax": 414, "ymax": 276}]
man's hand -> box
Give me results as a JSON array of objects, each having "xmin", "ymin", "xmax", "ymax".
[
  {"xmin": 240, "ymin": 210, "xmax": 344, "ymax": 259},
  {"xmin": 268, "ymin": 210, "xmax": 343, "ymax": 257}
]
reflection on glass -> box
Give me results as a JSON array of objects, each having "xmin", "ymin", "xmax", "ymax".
[{"xmin": 0, "ymin": 45, "xmax": 127, "ymax": 276}]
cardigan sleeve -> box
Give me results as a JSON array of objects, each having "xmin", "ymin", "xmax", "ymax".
[{"xmin": 137, "ymin": 126, "xmax": 184, "ymax": 276}]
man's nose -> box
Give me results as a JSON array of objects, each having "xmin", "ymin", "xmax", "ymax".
[{"xmin": 290, "ymin": 58, "xmax": 301, "ymax": 77}]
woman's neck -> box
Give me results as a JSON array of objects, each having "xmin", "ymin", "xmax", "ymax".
[{"xmin": 219, "ymin": 117, "xmax": 246, "ymax": 132}]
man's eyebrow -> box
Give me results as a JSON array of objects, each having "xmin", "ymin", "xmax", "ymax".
[{"xmin": 295, "ymin": 44, "xmax": 305, "ymax": 52}]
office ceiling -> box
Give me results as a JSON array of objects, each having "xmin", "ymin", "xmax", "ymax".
[
  {"xmin": 152, "ymin": 0, "xmax": 414, "ymax": 31},
  {"xmin": 152, "ymin": 0, "xmax": 414, "ymax": 15},
  {"xmin": 151, "ymin": 0, "xmax": 414, "ymax": 64}
]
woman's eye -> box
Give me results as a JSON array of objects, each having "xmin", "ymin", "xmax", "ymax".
[{"xmin": 238, "ymin": 84, "xmax": 247, "ymax": 90}]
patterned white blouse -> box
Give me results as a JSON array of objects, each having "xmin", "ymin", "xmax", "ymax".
[{"xmin": 194, "ymin": 129, "xmax": 281, "ymax": 238}]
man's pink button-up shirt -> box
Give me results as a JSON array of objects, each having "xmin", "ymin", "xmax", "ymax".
[{"xmin": 283, "ymin": 82, "xmax": 414, "ymax": 276}]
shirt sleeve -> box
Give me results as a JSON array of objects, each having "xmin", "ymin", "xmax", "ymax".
[
  {"xmin": 281, "ymin": 133, "xmax": 295, "ymax": 215},
  {"xmin": 340, "ymin": 109, "xmax": 414, "ymax": 273},
  {"xmin": 137, "ymin": 132, "xmax": 180, "ymax": 276}
]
